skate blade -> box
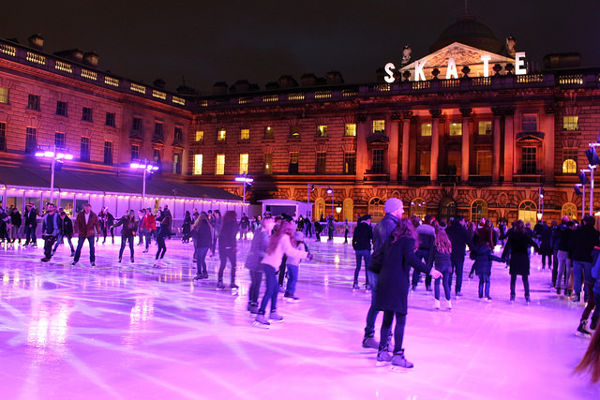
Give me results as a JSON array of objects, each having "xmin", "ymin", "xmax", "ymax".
[
  {"xmin": 375, "ymin": 361, "xmax": 391, "ymax": 367},
  {"xmin": 575, "ymin": 332, "xmax": 592, "ymax": 339},
  {"xmin": 252, "ymin": 321, "xmax": 270, "ymax": 329}
]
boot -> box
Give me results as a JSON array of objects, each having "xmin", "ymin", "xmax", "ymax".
[
  {"xmin": 577, "ymin": 320, "xmax": 592, "ymax": 336},
  {"xmin": 362, "ymin": 335, "xmax": 379, "ymax": 349},
  {"xmin": 391, "ymin": 350, "xmax": 414, "ymax": 368},
  {"xmin": 377, "ymin": 345, "xmax": 393, "ymax": 362},
  {"xmin": 573, "ymin": 293, "xmax": 580, "ymax": 303},
  {"xmin": 269, "ymin": 311, "xmax": 284, "ymax": 322},
  {"xmin": 352, "ymin": 282, "xmax": 359, "ymax": 290},
  {"xmin": 446, "ymin": 299, "xmax": 452, "ymax": 309},
  {"xmin": 254, "ymin": 314, "xmax": 270, "ymax": 328},
  {"xmin": 434, "ymin": 299, "xmax": 440, "ymax": 310},
  {"xmin": 216, "ymin": 281, "xmax": 225, "ymax": 289}
]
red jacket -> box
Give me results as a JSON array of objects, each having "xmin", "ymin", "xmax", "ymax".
[{"xmin": 141, "ymin": 214, "xmax": 156, "ymax": 231}]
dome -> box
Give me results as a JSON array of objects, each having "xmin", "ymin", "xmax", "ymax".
[{"xmin": 430, "ymin": 16, "xmax": 504, "ymax": 54}]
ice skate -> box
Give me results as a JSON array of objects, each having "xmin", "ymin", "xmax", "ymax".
[
  {"xmin": 362, "ymin": 336, "xmax": 379, "ymax": 349},
  {"xmin": 269, "ymin": 312, "xmax": 284, "ymax": 322},
  {"xmin": 253, "ymin": 314, "xmax": 270, "ymax": 329},
  {"xmin": 391, "ymin": 351, "xmax": 414, "ymax": 369},
  {"xmin": 248, "ymin": 304, "xmax": 259, "ymax": 314},
  {"xmin": 446, "ymin": 299, "xmax": 452, "ymax": 309},
  {"xmin": 434, "ymin": 299, "xmax": 440, "ymax": 310},
  {"xmin": 352, "ymin": 282, "xmax": 359, "ymax": 290},
  {"xmin": 216, "ymin": 281, "xmax": 225, "ymax": 290},
  {"xmin": 576, "ymin": 321, "xmax": 592, "ymax": 337},
  {"xmin": 376, "ymin": 349, "xmax": 393, "ymax": 365}
]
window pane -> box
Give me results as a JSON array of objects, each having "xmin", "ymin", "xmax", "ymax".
[
  {"xmin": 193, "ymin": 154, "xmax": 203, "ymax": 175},
  {"xmin": 264, "ymin": 153, "xmax": 273, "ymax": 174},
  {"xmin": 344, "ymin": 123, "xmax": 356, "ymax": 137},
  {"xmin": 103, "ymin": 141, "xmax": 113, "ymax": 165},
  {"xmin": 421, "ymin": 123, "xmax": 432, "ymax": 137},
  {"xmin": 447, "ymin": 151, "xmax": 461, "ymax": 175},
  {"xmin": 344, "ymin": 152, "xmax": 356, "ymax": 174},
  {"xmin": 264, "ymin": 126, "xmax": 274, "ymax": 139},
  {"xmin": 195, "ymin": 130, "xmax": 204, "ymax": 141},
  {"xmin": 316, "ymin": 152, "xmax": 326, "ymax": 173},
  {"xmin": 217, "ymin": 128, "xmax": 226, "ymax": 141},
  {"xmin": 478, "ymin": 121, "xmax": 492, "ymax": 135},
  {"xmin": 0, "ymin": 87, "xmax": 8, "ymax": 104},
  {"xmin": 521, "ymin": 147, "xmax": 537, "ymax": 174},
  {"xmin": 239, "ymin": 153, "xmax": 249, "ymax": 174},
  {"xmin": 371, "ymin": 149, "xmax": 385, "ymax": 173},
  {"xmin": 240, "ymin": 128, "xmax": 250, "ymax": 140},
  {"xmin": 449, "ymin": 122, "xmax": 462, "ymax": 136},
  {"xmin": 317, "ymin": 125, "xmax": 327, "ymax": 137},
  {"xmin": 289, "ymin": 152, "xmax": 299, "ymax": 174},
  {"xmin": 419, "ymin": 151, "xmax": 430, "ymax": 175},
  {"xmin": 522, "ymin": 114, "xmax": 537, "ymax": 131},
  {"xmin": 563, "ymin": 116, "xmax": 579, "ymax": 131},
  {"xmin": 476, "ymin": 151, "xmax": 492, "ymax": 175},
  {"xmin": 216, "ymin": 154, "xmax": 225, "ymax": 175},
  {"xmin": 372, "ymin": 120, "xmax": 385, "ymax": 134}
]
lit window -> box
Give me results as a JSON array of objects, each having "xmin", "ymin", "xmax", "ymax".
[
  {"xmin": 562, "ymin": 159, "xmax": 577, "ymax": 174},
  {"xmin": 317, "ymin": 125, "xmax": 328, "ymax": 137},
  {"xmin": 471, "ymin": 200, "xmax": 488, "ymax": 221},
  {"xmin": 421, "ymin": 123, "xmax": 432, "ymax": 137},
  {"xmin": 563, "ymin": 116, "xmax": 579, "ymax": 131},
  {"xmin": 449, "ymin": 122, "xmax": 462, "ymax": 136},
  {"xmin": 195, "ymin": 130, "xmax": 204, "ymax": 141},
  {"xmin": 264, "ymin": 126, "xmax": 274, "ymax": 139},
  {"xmin": 478, "ymin": 121, "xmax": 492, "ymax": 135},
  {"xmin": 0, "ymin": 87, "xmax": 8, "ymax": 104},
  {"xmin": 344, "ymin": 152, "xmax": 356, "ymax": 174},
  {"xmin": 372, "ymin": 120, "xmax": 385, "ymax": 134},
  {"xmin": 193, "ymin": 154, "xmax": 203, "ymax": 175},
  {"xmin": 522, "ymin": 114, "xmax": 537, "ymax": 131},
  {"xmin": 562, "ymin": 203, "xmax": 577, "ymax": 219},
  {"xmin": 216, "ymin": 154, "xmax": 225, "ymax": 175},
  {"xmin": 264, "ymin": 153, "xmax": 273, "ymax": 174},
  {"xmin": 345, "ymin": 123, "xmax": 356, "ymax": 137},
  {"xmin": 289, "ymin": 126, "xmax": 300, "ymax": 137},
  {"xmin": 240, "ymin": 128, "xmax": 250, "ymax": 140},
  {"xmin": 239, "ymin": 153, "xmax": 249, "ymax": 174},
  {"xmin": 217, "ymin": 128, "xmax": 226, "ymax": 141}
]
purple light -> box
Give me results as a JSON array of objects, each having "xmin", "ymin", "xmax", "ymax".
[
  {"xmin": 35, "ymin": 150, "xmax": 73, "ymax": 160},
  {"xmin": 235, "ymin": 176, "xmax": 253, "ymax": 183}
]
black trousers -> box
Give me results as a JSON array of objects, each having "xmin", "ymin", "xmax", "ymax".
[
  {"xmin": 119, "ymin": 235, "xmax": 134, "ymax": 260},
  {"xmin": 380, "ymin": 311, "xmax": 407, "ymax": 354},
  {"xmin": 155, "ymin": 236, "xmax": 167, "ymax": 259},
  {"xmin": 218, "ymin": 247, "xmax": 237, "ymax": 283},
  {"xmin": 43, "ymin": 236, "xmax": 57, "ymax": 259},
  {"xmin": 510, "ymin": 274, "xmax": 530, "ymax": 298},
  {"xmin": 248, "ymin": 269, "xmax": 263, "ymax": 305}
]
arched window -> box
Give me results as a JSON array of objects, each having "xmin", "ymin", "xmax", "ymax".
[
  {"xmin": 368, "ymin": 198, "xmax": 385, "ymax": 222},
  {"xmin": 562, "ymin": 202, "xmax": 578, "ymax": 220},
  {"xmin": 314, "ymin": 198, "xmax": 325, "ymax": 221},
  {"xmin": 518, "ymin": 200, "xmax": 538, "ymax": 226},
  {"xmin": 562, "ymin": 159, "xmax": 577, "ymax": 174},
  {"xmin": 342, "ymin": 198, "xmax": 354, "ymax": 222},
  {"xmin": 471, "ymin": 199, "xmax": 488, "ymax": 222},
  {"xmin": 439, "ymin": 198, "xmax": 457, "ymax": 222},
  {"xmin": 410, "ymin": 198, "xmax": 427, "ymax": 221}
]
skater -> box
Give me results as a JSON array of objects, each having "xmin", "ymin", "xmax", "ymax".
[
  {"xmin": 240, "ymin": 213, "xmax": 250, "ymax": 240},
  {"xmin": 372, "ymin": 218, "xmax": 442, "ymax": 367},
  {"xmin": 283, "ymin": 230, "xmax": 311, "ymax": 302},
  {"xmin": 254, "ymin": 220, "xmax": 308, "ymax": 327},
  {"xmin": 72, "ymin": 203, "xmax": 101, "ymax": 266},
  {"xmin": 142, "ymin": 208, "xmax": 156, "ymax": 253},
  {"xmin": 23, "ymin": 203, "xmax": 38, "ymax": 246},
  {"xmin": 217, "ymin": 211, "xmax": 239, "ymax": 289},
  {"xmin": 555, "ymin": 217, "xmax": 572, "ymax": 295},
  {"xmin": 570, "ymin": 215, "xmax": 600, "ymax": 303},
  {"xmin": 411, "ymin": 215, "xmax": 436, "ymax": 291},
  {"xmin": 427, "ymin": 227, "xmax": 453, "ymax": 310},
  {"xmin": 112, "ymin": 210, "xmax": 138, "ymax": 263},
  {"xmin": 137, "ymin": 209, "xmax": 146, "ymax": 246},
  {"xmin": 52, "ymin": 211, "xmax": 75, "ymax": 256},
  {"xmin": 305, "ymin": 217, "xmax": 312, "ymax": 238},
  {"xmin": 314, "ymin": 220, "xmax": 322, "ymax": 242},
  {"xmin": 210, "ymin": 210, "xmax": 221, "ymax": 256},
  {"xmin": 9, "ymin": 207, "xmax": 21, "ymax": 244},
  {"xmin": 446, "ymin": 216, "xmax": 471, "ymax": 296},
  {"xmin": 352, "ymin": 215, "xmax": 372, "ymax": 289},
  {"xmin": 344, "ymin": 219, "xmax": 349, "ymax": 244},
  {"xmin": 246, "ymin": 216, "xmax": 274, "ymax": 313},
  {"xmin": 534, "ymin": 220, "xmax": 553, "ymax": 270},
  {"xmin": 154, "ymin": 206, "xmax": 171, "ymax": 266},
  {"xmin": 40, "ymin": 203, "xmax": 60, "ymax": 262},
  {"xmin": 470, "ymin": 241, "xmax": 504, "ymax": 301},
  {"xmin": 191, "ymin": 212, "xmax": 212, "ymax": 279},
  {"xmin": 502, "ymin": 220, "xmax": 539, "ymax": 302},
  {"xmin": 182, "ymin": 211, "xmax": 192, "ymax": 243},
  {"xmin": 327, "ymin": 215, "xmax": 334, "ymax": 241}
]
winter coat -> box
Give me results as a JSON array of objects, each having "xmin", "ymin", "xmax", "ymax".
[
  {"xmin": 219, "ymin": 221, "xmax": 238, "ymax": 250},
  {"xmin": 471, "ymin": 244, "xmax": 504, "ymax": 277},
  {"xmin": 24, "ymin": 208, "xmax": 37, "ymax": 227},
  {"xmin": 446, "ymin": 221, "xmax": 471, "ymax": 261},
  {"xmin": 156, "ymin": 210, "xmax": 172, "ymax": 238},
  {"xmin": 191, "ymin": 220, "xmax": 213, "ymax": 249},
  {"xmin": 374, "ymin": 237, "xmax": 431, "ymax": 314},
  {"xmin": 141, "ymin": 214, "xmax": 156, "ymax": 231},
  {"xmin": 41, "ymin": 213, "xmax": 60, "ymax": 237},
  {"xmin": 502, "ymin": 232, "xmax": 538, "ymax": 276},
  {"xmin": 245, "ymin": 229, "xmax": 269, "ymax": 270},
  {"xmin": 372, "ymin": 213, "xmax": 400, "ymax": 254},
  {"xmin": 534, "ymin": 223, "xmax": 553, "ymax": 256},
  {"xmin": 570, "ymin": 225, "xmax": 600, "ymax": 263},
  {"xmin": 352, "ymin": 221, "xmax": 373, "ymax": 251},
  {"xmin": 182, "ymin": 215, "xmax": 192, "ymax": 235},
  {"xmin": 112, "ymin": 216, "xmax": 139, "ymax": 237},
  {"xmin": 416, "ymin": 224, "xmax": 436, "ymax": 251},
  {"xmin": 10, "ymin": 211, "xmax": 21, "ymax": 227},
  {"xmin": 58, "ymin": 216, "xmax": 74, "ymax": 237},
  {"xmin": 427, "ymin": 247, "xmax": 452, "ymax": 273},
  {"xmin": 74, "ymin": 211, "xmax": 100, "ymax": 238}
]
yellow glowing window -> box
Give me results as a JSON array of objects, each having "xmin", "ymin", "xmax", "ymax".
[
  {"xmin": 449, "ymin": 123, "xmax": 462, "ymax": 136},
  {"xmin": 264, "ymin": 126, "xmax": 274, "ymax": 139},
  {"xmin": 195, "ymin": 130, "xmax": 204, "ymax": 142},
  {"xmin": 563, "ymin": 116, "xmax": 579, "ymax": 131},
  {"xmin": 240, "ymin": 128, "xmax": 250, "ymax": 140},
  {"xmin": 264, "ymin": 153, "xmax": 273, "ymax": 174},
  {"xmin": 345, "ymin": 123, "xmax": 356, "ymax": 137},
  {"xmin": 372, "ymin": 120, "xmax": 385, "ymax": 133},
  {"xmin": 421, "ymin": 123, "xmax": 432, "ymax": 137},
  {"xmin": 193, "ymin": 154, "xmax": 203, "ymax": 175},
  {"xmin": 240, "ymin": 154, "xmax": 249, "ymax": 174},
  {"xmin": 478, "ymin": 121, "xmax": 492, "ymax": 135},
  {"xmin": 216, "ymin": 154, "xmax": 225, "ymax": 175},
  {"xmin": 217, "ymin": 129, "xmax": 226, "ymax": 141},
  {"xmin": 317, "ymin": 125, "xmax": 328, "ymax": 137},
  {"xmin": 0, "ymin": 87, "xmax": 8, "ymax": 104},
  {"xmin": 562, "ymin": 159, "xmax": 577, "ymax": 174}
]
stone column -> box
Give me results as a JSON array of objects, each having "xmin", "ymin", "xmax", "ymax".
[
  {"xmin": 503, "ymin": 107, "xmax": 515, "ymax": 182},
  {"xmin": 430, "ymin": 109, "xmax": 441, "ymax": 183},
  {"xmin": 388, "ymin": 114, "xmax": 400, "ymax": 181},
  {"xmin": 542, "ymin": 105, "xmax": 556, "ymax": 184},
  {"xmin": 355, "ymin": 114, "xmax": 368, "ymax": 181},
  {"xmin": 460, "ymin": 107, "xmax": 472, "ymax": 183},
  {"xmin": 401, "ymin": 111, "xmax": 412, "ymax": 183},
  {"xmin": 492, "ymin": 108, "xmax": 503, "ymax": 183}
]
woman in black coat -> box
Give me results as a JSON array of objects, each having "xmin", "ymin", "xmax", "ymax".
[
  {"xmin": 218, "ymin": 211, "xmax": 239, "ymax": 289},
  {"xmin": 191, "ymin": 212, "xmax": 213, "ymax": 279},
  {"xmin": 373, "ymin": 218, "xmax": 441, "ymax": 368},
  {"xmin": 502, "ymin": 220, "xmax": 539, "ymax": 302}
]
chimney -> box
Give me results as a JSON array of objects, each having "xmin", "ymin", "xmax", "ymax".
[
  {"xmin": 28, "ymin": 34, "xmax": 44, "ymax": 49},
  {"xmin": 230, "ymin": 80, "xmax": 250, "ymax": 93},
  {"xmin": 83, "ymin": 51, "xmax": 100, "ymax": 67},
  {"xmin": 300, "ymin": 73, "xmax": 317, "ymax": 87}
]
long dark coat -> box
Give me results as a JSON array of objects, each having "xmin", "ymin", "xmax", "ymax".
[
  {"xmin": 502, "ymin": 232, "xmax": 538, "ymax": 276},
  {"xmin": 374, "ymin": 237, "xmax": 431, "ymax": 314}
]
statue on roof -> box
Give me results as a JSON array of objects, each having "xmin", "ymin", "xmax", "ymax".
[
  {"xmin": 401, "ymin": 45, "xmax": 412, "ymax": 66},
  {"xmin": 505, "ymin": 35, "xmax": 517, "ymax": 58}
]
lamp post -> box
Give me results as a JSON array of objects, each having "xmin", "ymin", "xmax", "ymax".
[
  {"xmin": 590, "ymin": 165, "xmax": 597, "ymax": 216},
  {"xmin": 35, "ymin": 149, "xmax": 73, "ymax": 204},
  {"xmin": 235, "ymin": 175, "xmax": 253, "ymax": 213},
  {"xmin": 326, "ymin": 187, "xmax": 334, "ymax": 220},
  {"xmin": 130, "ymin": 160, "xmax": 159, "ymax": 206}
]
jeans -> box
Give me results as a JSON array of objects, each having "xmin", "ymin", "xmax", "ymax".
[
  {"xmin": 119, "ymin": 235, "xmax": 134, "ymax": 260},
  {"xmin": 248, "ymin": 269, "xmax": 263, "ymax": 306},
  {"xmin": 478, "ymin": 273, "xmax": 491, "ymax": 298},
  {"xmin": 9, "ymin": 225, "xmax": 20, "ymax": 242},
  {"xmin": 278, "ymin": 255, "xmax": 287, "ymax": 286},
  {"xmin": 218, "ymin": 247, "xmax": 237, "ymax": 284},
  {"xmin": 52, "ymin": 234, "xmax": 74, "ymax": 253},
  {"xmin": 285, "ymin": 264, "xmax": 299, "ymax": 296},
  {"xmin": 411, "ymin": 249, "xmax": 431, "ymax": 289},
  {"xmin": 138, "ymin": 230, "xmax": 145, "ymax": 245},
  {"xmin": 552, "ymin": 250, "xmax": 559, "ymax": 287},
  {"xmin": 74, "ymin": 236, "xmax": 95, "ymax": 263},
  {"xmin": 364, "ymin": 270, "xmax": 379, "ymax": 337},
  {"xmin": 380, "ymin": 311, "xmax": 407, "ymax": 354},
  {"xmin": 155, "ymin": 236, "xmax": 167, "ymax": 259},
  {"xmin": 573, "ymin": 261, "xmax": 592, "ymax": 296},
  {"xmin": 354, "ymin": 250, "xmax": 371, "ymax": 284},
  {"xmin": 43, "ymin": 235, "xmax": 57, "ymax": 259},
  {"xmin": 434, "ymin": 270, "xmax": 451, "ymax": 300},
  {"xmin": 510, "ymin": 274, "xmax": 530, "ymax": 298},
  {"xmin": 582, "ymin": 283, "xmax": 596, "ymax": 321},
  {"xmin": 449, "ymin": 258, "xmax": 465, "ymax": 293},
  {"xmin": 195, "ymin": 247, "xmax": 209, "ymax": 276},
  {"xmin": 258, "ymin": 264, "xmax": 278, "ymax": 314},
  {"xmin": 145, "ymin": 231, "xmax": 153, "ymax": 250},
  {"xmin": 541, "ymin": 254, "xmax": 552, "ymax": 269},
  {"xmin": 556, "ymin": 250, "xmax": 570, "ymax": 290},
  {"xmin": 24, "ymin": 225, "xmax": 36, "ymax": 245}
]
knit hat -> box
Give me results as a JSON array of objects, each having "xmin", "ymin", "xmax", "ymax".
[
  {"xmin": 384, "ymin": 198, "xmax": 404, "ymax": 214},
  {"xmin": 294, "ymin": 231, "xmax": 305, "ymax": 241}
]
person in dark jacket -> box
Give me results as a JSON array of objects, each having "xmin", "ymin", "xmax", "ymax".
[
  {"xmin": 218, "ymin": 211, "xmax": 239, "ymax": 289},
  {"xmin": 191, "ymin": 212, "xmax": 213, "ymax": 280},
  {"xmin": 446, "ymin": 216, "xmax": 471, "ymax": 296},
  {"xmin": 534, "ymin": 220, "xmax": 553, "ymax": 270},
  {"xmin": 502, "ymin": 220, "xmax": 539, "ymax": 302},
  {"xmin": 374, "ymin": 218, "xmax": 441, "ymax": 368},
  {"xmin": 9, "ymin": 207, "xmax": 21, "ymax": 244},
  {"xmin": 40, "ymin": 203, "xmax": 60, "ymax": 262},
  {"xmin": 550, "ymin": 220, "xmax": 559, "ymax": 287},
  {"xmin": 245, "ymin": 216, "xmax": 274, "ymax": 313},
  {"xmin": 471, "ymin": 243, "xmax": 504, "ymax": 301},
  {"xmin": 570, "ymin": 216, "xmax": 600, "ymax": 302},
  {"xmin": 72, "ymin": 203, "xmax": 101, "ymax": 266},
  {"xmin": 112, "ymin": 210, "xmax": 138, "ymax": 263},
  {"xmin": 352, "ymin": 215, "xmax": 373, "ymax": 289},
  {"xmin": 411, "ymin": 215, "xmax": 436, "ymax": 291},
  {"xmin": 154, "ymin": 206, "xmax": 172, "ymax": 266},
  {"xmin": 23, "ymin": 203, "xmax": 38, "ymax": 246},
  {"xmin": 362, "ymin": 198, "xmax": 404, "ymax": 349},
  {"xmin": 428, "ymin": 227, "xmax": 453, "ymax": 309},
  {"xmin": 52, "ymin": 211, "xmax": 74, "ymax": 256},
  {"xmin": 182, "ymin": 211, "xmax": 192, "ymax": 243},
  {"xmin": 555, "ymin": 217, "xmax": 572, "ymax": 295}
]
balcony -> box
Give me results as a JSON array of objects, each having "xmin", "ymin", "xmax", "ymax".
[
  {"xmin": 364, "ymin": 170, "xmax": 389, "ymax": 182},
  {"xmin": 408, "ymin": 175, "xmax": 431, "ymax": 186},
  {"xmin": 366, "ymin": 133, "xmax": 389, "ymax": 144}
]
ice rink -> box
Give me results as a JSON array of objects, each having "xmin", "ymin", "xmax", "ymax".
[{"xmin": 0, "ymin": 236, "xmax": 599, "ymax": 399}]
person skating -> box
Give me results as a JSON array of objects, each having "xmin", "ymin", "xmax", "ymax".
[
  {"xmin": 446, "ymin": 216, "xmax": 471, "ymax": 296},
  {"xmin": 112, "ymin": 210, "xmax": 138, "ymax": 263},
  {"xmin": 154, "ymin": 206, "xmax": 172, "ymax": 266},
  {"xmin": 427, "ymin": 226, "xmax": 453, "ymax": 310},
  {"xmin": 245, "ymin": 216, "xmax": 274, "ymax": 313},
  {"xmin": 23, "ymin": 203, "xmax": 38, "ymax": 247},
  {"xmin": 137, "ymin": 210, "xmax": 146, "ymax": 246},
  {"xmin": 40, "ymin": 203, "xmax": 60, "ymax": 262},
  {"xmin": 471, "ymin": 242, "xmax": 504, "ymax": 301},
  {"xmin": 9, "ymin": 207, "xmax": 21, "ymax": 245},
  {"xmin": 352, "ymin": 215, "xmax": 373, "ymax": 289},
  {"xmin": 372, "ymin": 218, "xmax": 442, "ymax": 367},
  {"xmin": 72, "ymin": 203, "xmax": 101, "ymax": 266},
  {"xmin": 502, "ymin": 220, "xmax": 539, "ymax": 303},
  {"xmin": 283, "ymin": 231, "xmax": 311, "ymax": 302},
  {"xmin": 182, "ymin": 211, "xmax": 192, "ymax": 243},
  {"xmin": 570, "ymin": 215, "xmax": 600, "ymax": 303},
  {"xmin": 52, "ymin": 211, "xmax": 75, "ymax": 256},
  {"xmin": 534, "ymin": 220, "xmax": 553, "ymax": 270},
  {"xmin": 254, "ymin": 220, "xmax": 308, "ymax": 327},
  {"xmin": 327, "ymin": 215, "xmax": 334, "ymax": 241},
  {"xmin": 411, "ymin": 215, "xmax": 436, "ymax": 291},
  {"xmin": 141, "ymin": 208, "xmax": 156, "ymax": 253},
  {"xmin": 191, "ymin": 212, "xmax": 213, "ymax": 279},
  {"xmin": 240, "ymin": 213, "xmax": 250, "ymax": 240},
  {"xmin": 210, "ymin": 210, "xmax": 221, "ymax": 257},
  {"xmin": 555, "ymin": 217, "xmax": 572, "ymax": 296},
  {"xmin": 217, "ymin": 211, "xmax": 239, "ymax": 289}
]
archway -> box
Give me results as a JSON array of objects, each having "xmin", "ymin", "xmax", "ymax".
[
  {"xmin": 471, "ymin": 199, "xmax": 488, "ymax": 222},
  {"xmin": 561, "ymin": 202, "xmax": 577, "ymax": 220},
  {"xmin": 410, "ymin": 198, "xmax": 427, "ymax": 221},
  {"xmin": 314, "ymin": 198, "xmax": 325, "ymax": 221},
  {"xmin": 343, "ymin": 198, "xmax": 354, "ymax": 222},
  {"xmin": 439, "ymin": 198, "xmax": 457, "ymax": 222},
  {"xmin": 518, "ymin": 200, "xmax": 537, "ymax": 226},
  {"xmin": 368, "ymin": 197, "xmax": 385, "ymax": 222}
]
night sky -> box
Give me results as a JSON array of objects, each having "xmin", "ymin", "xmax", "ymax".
[{"xmin": 2, "ymin": 0, "xmax": 598, "ymax": 94}]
